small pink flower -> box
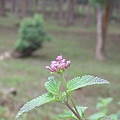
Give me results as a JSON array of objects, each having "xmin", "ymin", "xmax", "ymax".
[
  {"xmin": 46, "ymin": 55, "xmax": 70, "ymax": 74},
  {"xmin": 56, "ymin": 55, "xmax": 62, "ymax": 61}
]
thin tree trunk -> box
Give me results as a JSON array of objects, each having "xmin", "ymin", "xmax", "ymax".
[
  {"xmin": 20, "ymin": 0, "xmax": 28, "ymax": 19},
  {"xmin": 15, "ymin": 0, "xmax": 19, "ymax": 13},
  {"xmin": 65, "ymin": 0, "xmax": 74, "ymax": 26},
  {"xmin": 0, "ymin": 0, "xmax": 6, "ymax": 16},
  {"xmin": 35, "ymin": 0, "xmax": 39, "ymax": 12},
  {"xmin": 58, "ymin": 0, "xmax": 63, "ymax": 25},
  {"xmin": 84, "ymin": 0, "xmax": 91, "ymax": 27},
  {"xmin": 12, "ymin": 0, "xmax": 16, "ymax": 13},
  {"xmin": 102, "ymin": 1, "xmax": 110, "ymax": 41},
  {"xmin": 51, "ymin": 0, "xmax": 56, "ymax": 18},
  {"xmin": 41, "ymin": 1, "xmax": 47, "ymax": 19},
  {"xmin": 96, "ymin": 1, "xmax": 110, "ymax": 60},
  {"xmin": 96, "ymin": 7, "xmax": 105, "ymax": 60}
]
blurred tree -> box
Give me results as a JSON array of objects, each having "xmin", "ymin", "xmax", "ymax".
[
  {"xmin": 20, "ymin": 0, "xmax": 28, "ymax": 19},
  {"xmin": 91, "ymin": 0, "xmax": 110, "ymax": 60},
  {"xmin": 35, "ymin": 0, "xmax": 39, "ymax": 12},
  {"xmin": 58, "ymin": 0, "xmax": 63, "ymax": 25},
  {"xmin": 84, "ymin": 0, "xmax": 91, "ymax": 27},
  {"xmin": 0, "ymin": 0, "xmax": 6, "ymax": 16},
  {"xmin": 41, "ymin": 0, "xmax": 47, "ymax": 19},
  {"xmin": 65, "ymin": 0, "xmax": 74, "ymax": 26},
  {"xmin": 12, "ymin": 0, "xmax": 15, "ymax": 13},
  {"xmin": 12, "ymin": 14, "xmax": 50, "ymax": 58}
]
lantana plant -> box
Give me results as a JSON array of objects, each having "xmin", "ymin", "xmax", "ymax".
[{"xmin": 16, "ymin": 55, "xmax": 110, "ymax": 120}]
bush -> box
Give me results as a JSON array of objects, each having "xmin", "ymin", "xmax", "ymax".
[{"xmin": 14, "ymin": 14, "xmax": 50, "ymax": 57}]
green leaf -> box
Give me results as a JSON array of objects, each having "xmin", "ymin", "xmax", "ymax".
[
  {"xmin": 57, "ymin": 110, "xmax": 76, "ymax": 119},
  {"xmin": 98, "ymin": 97, "xmax": 113, "ymax": 108},
  {"xmin": 16, "ymin": 93, "xmax": 55, "ymax": 118},
  {"xmin": 45, "ymin": 76, "xmax": 61, "ymax": 95},
  {"xmin": 76, "ymin": 106, "xmax": 88, "ymax": 120},
  {"xmin": 89, "ymin": 112, "xmax": 105, "ymax": 120},
  {"xmin": 109, "ymin": 114, "xmax": 117, "ymax": 120},
  {"xmin": 57, "ymin": 106, "xmax": 87, "ymax": 120},
  {"xmin": 97, "ymin": 115, "xmax": 113, "ymax": 120},
  {"xmin": 67, "ymin": 75, "xmax": 109, "ymax": 92},
  {"xmin": 55, "ymin": 92, "xmax": 67, "ymax": 103}
]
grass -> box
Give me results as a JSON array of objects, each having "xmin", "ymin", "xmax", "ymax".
[{"xmin": 0, "ymin": 14, "xmax": 120, "ymax": 120}]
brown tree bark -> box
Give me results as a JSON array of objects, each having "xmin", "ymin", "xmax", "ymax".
[
  {"xmin": 65, "ymin": 0, "xmax": 74, "ymax": 26},
  {"xmin": 0, "ymin": 0, "xmax": 6, "ymax": 16},
  {"xmin": 12, "ymin": 0, "xmax": 15, "ymax": 13},
  {"xmin": 20, "ymin": 0, "xmax": 28, "ymax": 19},
  {"xmin": 84, "ymin": 0, "xmax": 91, "ymax": 27},
  {"xmin": 58, "ymin": 0, "xmax": 63, "ymax": 25},
  {"xmin": 96, "ymin": 1, "xmax": 110, "ymax": 60}
]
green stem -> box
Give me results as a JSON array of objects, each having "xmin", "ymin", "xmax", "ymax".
[{"xmin": 60, "ymin": 73, "xmax": 82, "ymax": 120}]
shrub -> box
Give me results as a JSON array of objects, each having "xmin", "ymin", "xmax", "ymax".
[{"xmin": 14, "ymin": 14, "xmax": 50, "ymax": 57}]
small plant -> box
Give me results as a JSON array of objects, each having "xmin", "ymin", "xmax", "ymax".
[
  {"xmin": 16, "ymin": 55, "xmax": 110, "ymax": 120},
  {"xmin": 89, "ymin": 97, "xmax": 120, "ymax": 120},
  {"xmin": 13, "ymin": 14, "xmax": 50, "ymax": 57}
]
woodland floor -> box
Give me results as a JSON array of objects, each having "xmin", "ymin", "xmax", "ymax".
[{"xmin": 0, "ymin": 14, "xmax": 120, "ymax": 120}]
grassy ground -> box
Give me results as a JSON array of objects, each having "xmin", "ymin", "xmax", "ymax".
[{"xmin": 0, "ymin": 14, "xmax": 120, "ymax": 120}]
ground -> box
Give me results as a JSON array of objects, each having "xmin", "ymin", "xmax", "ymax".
[{"xmin": 0, "ymin": 14, "xmax": 120, "ymax": 120}]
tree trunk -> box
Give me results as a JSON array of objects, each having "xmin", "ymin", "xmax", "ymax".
[
  {"xmin": 0, "ymin": 0, "xmax": 6, "ymax": 16},
  {"xmin": 58, "ymin": 0, "xmax": 63, "ymax": 25},
  {"xmin": 35, "ymin": 0, "xmax": 39, "ymax": 12},
  {"xmin": 12, "ymin": 0, "xmax": 15, "ymax": 13},
  {"xmin": 50, "ymin": 0, "xmax": 56, "ymax": 18},
  {"xmin": 96, "ymin": 1, "xmax": 110, "ymax": 61},
  {"xmin": 84, "ymin": 0, "xmax": 91, "ymax": 27},
  {"xmin": 20, "ymin": 0, "xmax": 28, "ymax": 19},
  {"xmin": 41, "ymin": 1, "xmax": 47, "ymax": 19},
  {"xmin": 65, "ymin": 0, "xmax": 74, "ymax": 26}
]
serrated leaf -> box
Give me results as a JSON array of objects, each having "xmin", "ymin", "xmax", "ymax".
[
  {"xmin": 45, "ymin": 76, "xmax": 61, "ymax": 94},
  {"xmin": 57, "ymin": 106, "xmax": 87, "ymax": 120},
  {"xmin": 57, "ymin": 110, "xmax": 76, "ymax": 119},
  {"xmin": 55, "ymin": 92, "xmax": 67, "ymax": 103},
  {"xmin": 16, "ymin": 93, "xmax": 55, "ymax": 118},
  {"xmin": 67, "ymin": 75, "xmax": 109, "ymax": 92}
]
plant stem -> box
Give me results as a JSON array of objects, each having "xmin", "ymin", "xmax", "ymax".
[
  {"xmin": 60, "ymin": 74, "xmax": 82, "ymax": 120},
  {"xmin": 69, "ymin": 95, "xmax": 81, "ymax": 117},
  {"xmin": 65, "ymin": 102, "xmax": 82, "ymax": 120}
]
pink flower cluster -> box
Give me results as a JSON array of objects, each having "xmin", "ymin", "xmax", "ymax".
[{"xmin": 46, "ymin": 55, "xmax": 70, "ymax": 74}]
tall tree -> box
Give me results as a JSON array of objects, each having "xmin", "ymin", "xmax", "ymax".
[
  {"xmin": 20, "ymin": 0, "xmax": 28, "ymax": 19},
  {"xmin": 84, "ymin": 0, "xmax": 91, "ymax": 27},
  {"xmin": 12, "ymin": 0, "xmax": 16, "ymax": 12},
  {"xmin": 58, "ymin": 0, "xmax": 63, "ymax": 25},
  {"xmin": 0, "ymin": 0, "xmax": 6, "ymax": 16},
  {"xmin": 41, "ymin": 1, "xmax": 47, "ymax": 19},
  {"xmin": 91, "ymin": 0, "xmax": 110, "ymax": 60},
  {"xmin": 65, "ymin": 0, "xmax": 74, "ymax": 26},
  {"xmin": 35, "ymin": 0, "xmax": 39, "ymax": 12}
]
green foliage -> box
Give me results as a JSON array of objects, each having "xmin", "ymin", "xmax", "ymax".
[
  {"xmin": 15, "ymin": 14, "xmax": 50, "ymax": 52},
  {"xmin": 96, "ymin": 98, "xmax": 113, "ymax": 110},
  {"xmin": 57, "ymin": 106, "xmax": 88, "ymax": 120},
  {"xmin": 45, "ymin": 76, "xmax": 61, "ymax": 95},
  {"xmin": 90, "ymin": 0, "xmax": 108, "ymax": 8},
  {"xmin": 67, "ymin": 75, "xmax": 109, "ymax": 93},
  {"xmin": 16, "ymin": 93, "xmax": 55, "ymax": 118},
  {"xmin": 16, "ymin": 74, "xmax": 109, "ymax": 119},
  {"xmin": 89, "ymin": 97, "xmax": 119, "ymax": 120},
  {"xmin": 97, "ymin": 115, "xmax": 113, "ymax": 120}
]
